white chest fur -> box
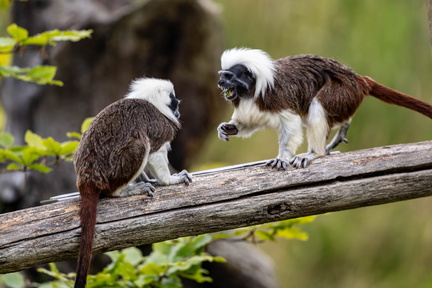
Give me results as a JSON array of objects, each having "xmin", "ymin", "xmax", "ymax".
[{"xmin": 232, "ymin": 98, "xmax": 281, "ymax": 129}]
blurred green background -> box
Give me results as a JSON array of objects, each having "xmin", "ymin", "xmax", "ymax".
[
  {"xmin": 0, "ymin": 0, "xmax": 431, "ymax": 287},
  {"xmin": 195, "ymin": 0, "xmax": 432, "ymax": 287}
]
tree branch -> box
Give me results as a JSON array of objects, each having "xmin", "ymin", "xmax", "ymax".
[{"xmin": 1, "ymin": 141, "xmax": 431, "ymax": 273}]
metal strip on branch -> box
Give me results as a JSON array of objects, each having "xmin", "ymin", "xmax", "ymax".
[{"xmin": 40, "ymin": 160, "xmax": 269, "ymax": 204}]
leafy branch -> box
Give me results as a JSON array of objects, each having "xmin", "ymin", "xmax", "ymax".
[
  {"xmin": 0, "ymin": 24, "xmax": 92, "ymax": 85},
  {"xmin": 0, "ymin": 118, "xmax": 92, "ymax": 174}
]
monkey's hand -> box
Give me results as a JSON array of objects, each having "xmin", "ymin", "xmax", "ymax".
[
  {"xmin": 170, "ymin": 169, "xmax": 192, "ymax": 185},
  {"xmin": 266, "ymin": 158, "xmax": 289, "ymax": 170},
  {"xmin": 217, "ymin": 122, "xmax": 238, "ymax": 141}
]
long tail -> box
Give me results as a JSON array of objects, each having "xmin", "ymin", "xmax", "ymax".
[
  {"xmin": 74, "ymin": 185, "xmax": 100, "ymax": 288},
  {"xmin": 364, "ymin": 77, "xmax": 432, "ymax": 119}
]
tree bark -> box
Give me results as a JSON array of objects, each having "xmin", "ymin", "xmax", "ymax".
[{"xmin": 1, "ymin": 141, "xmax": 431, "ymax": 274}]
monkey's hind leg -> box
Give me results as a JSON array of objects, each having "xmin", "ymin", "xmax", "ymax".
[
  {"xmin": 114, "ymin": 182, "xmax": 156, "ymax": 198},
  {"xmin": 325, "ymin": 121, "xmax": 350, "ymax": 155},
  {"xmin": 136, "ymin": 171, "xmax": 159, "ymax": 185}
]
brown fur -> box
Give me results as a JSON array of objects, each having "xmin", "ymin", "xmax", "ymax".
[
  {"xmin": 254, "ymin": 54, "xmax": 431, "ymax": 125},
  {"xmin": 73, "ymin": 98, "xmax": 179, "ymax": 288}
]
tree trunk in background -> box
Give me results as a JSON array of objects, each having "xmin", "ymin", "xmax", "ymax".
[
  {"xmin": 0, "ymin": 0, "xmax": 224, "ymax": 210},
  {"xmin": 0, "ymin": 1, "xmax": 278, "ymax": 287}
]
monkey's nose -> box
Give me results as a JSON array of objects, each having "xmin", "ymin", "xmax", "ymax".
[{"xmin": 218, "ymin": 70, "xmax": 234, "ymax": 80}]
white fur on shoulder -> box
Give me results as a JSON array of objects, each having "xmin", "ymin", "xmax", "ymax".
[
  {"xmin": 125, "ymin": 78, "xmax": 179, "ymax": 124},
  {"xmin": 221, "ymin": 48, "xmax": 275, "ymax": 99}
]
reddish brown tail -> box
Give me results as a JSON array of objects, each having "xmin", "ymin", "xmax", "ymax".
[
  {"xmin": 365, "ymin": 77, "xmax": 432, "ymax": 119},
  {"xmin": 74, "ymin": 186, "xmax": 100, "ymax": 288}
]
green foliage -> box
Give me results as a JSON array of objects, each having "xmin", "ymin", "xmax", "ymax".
[
  {"xmin": 0, "ymin": 24, "xmax": 92, "ymax": 85},
  {"xmin": 0, "ymin": 65, "xmax": 62, "ymax": 86},
  {"xmin": 0, "ymin": 24, "xmax": 93, "ymax": 52},
  {"xmin": 36, "ymin": 235, "xmax": 226, "ymax": 288},
  {"xmin": 0, "ymin": 118, "xmax": 93, "ymax": 174},
  {"xmin": 0, "ymin": 130, "xmax": 79, "ymax": 173},
  {"xmin": 213, "ymin": 216, "xmax": 316, "ymax": 243},
  {"xmin": 0, "ymin": 272, "xmax": 25, "ymax": 288},
  {"xmin": 0, "ymin": 217, "xmax": 314, "ymax": 287}
]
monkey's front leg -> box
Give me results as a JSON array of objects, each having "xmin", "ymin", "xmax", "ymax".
[
  {"xmin": 267, "ymin": 114, "xmax": 303, "ymax": 170},
  {"xmin": 148, "ymin": 143, "xmax": 192, "ymax": 186}
]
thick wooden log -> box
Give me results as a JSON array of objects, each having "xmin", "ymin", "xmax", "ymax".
[{"xmin": 1, "ymin": 141, "xmax": 431, "ymax": 273}]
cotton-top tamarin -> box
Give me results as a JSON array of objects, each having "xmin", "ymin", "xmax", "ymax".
[
  {"xmin": 73, "ymin": 78, "xmax": 192, "ymax": 288},
  {"xmin": 217, "ymin": 48, "xmax": 432, "ymax": 169}
]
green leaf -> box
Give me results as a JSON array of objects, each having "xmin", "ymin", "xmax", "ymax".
[
  {"xmin": 0, "ymin": 37, "xmax": 16, "ymax": 52},
  {"xmin": 25, "ymin": 130, "xmax": 45, "ymax": 149},
  {"xmin": 3, "ymin": 150, "xmax": 22, "ymax": 163},
  {"xmin": 66, "ymin": 132, "xmax": 82, "ymax": 140},
  {"xmin": 140, "ymin": 262, "xmax": 166, "ymax": 276},
  {"xmin": 7, "ymin": 24, "xmax": 28, "ymax": 42},
  {"xmin": 170, "ymin": 235, "xmax": 212, "ymax": 261},
  {"xmin": 81, "ymin": 117, "xmax": 94, "ymax": 133},
  {"xmin": 24, "ymin": 29, "xmax": 93, "ymax": 46},
  {"xmin": 0, "ymin": 132, "xmax": 14, "ymax": 148},
  {"xmin": 60, "ymin": 141, "xmax": 79, "ymax": 155},
  {"xmin": 0, "ymin": 65, "xmax": 63, "ymax": 86},
  {"xmin": 255, "ymin": 230, "xmax": 276, "ymax": 241},
  {"xmin": 42, "ymin": 137, "xmax": 62, "ymax": 154},
  {"xmin": 29, "ymin": 163, "xmax": 52, "ymax": 173},
  {"xmin": 21, "ymin": 147, "xmax": 41, "ymax": 165},
  {"xmin": 276, "ymin": 226, "xmax": 309, "ymax": 241},
  {"xmin": 27, "ymin": 66, "xmax": 62, "ymax": 86},
  {"xmin": 122, "ymin": 247, "xmax": 143, "ymax": 266},
  {"xmin": 6, "ymin": 163, "xmax": 22, "ymax": 171},
  {"xmin": 2, "ymin": 272, "xmax": 25, "ymax": 288}
]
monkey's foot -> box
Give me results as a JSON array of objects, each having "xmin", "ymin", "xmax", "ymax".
[
  {"xmin": 325, "ymin": 122, "xmax": 350, "ymax": 154},
  {"xmin": 289, "ymin": 153, "xmax": 317, "ymax": 169},
  {"xmin": 117, "ymin": 182, "xmax": 156, "ymax": 198},
  {"xmin": 170, "ymin": 169, "xmax": 193, "ymax": 185},
  {"xmin": 266, "ymin": 158, "xmax": 289, "ymax": 170}
]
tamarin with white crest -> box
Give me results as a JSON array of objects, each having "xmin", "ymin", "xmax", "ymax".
[
  {"xmin": 73, "ymin": 78, "xmax": 192, "ymax": 288},
  {"xmin": 217, "ymin": 47, "xmax": 432, "ymax": 169}
]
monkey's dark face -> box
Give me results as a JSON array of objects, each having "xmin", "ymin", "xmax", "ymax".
[
  {"xmin": 218, "ymin": 64, "xmax": 255, "ymax": 101},
  {"xmin": 169, "ymin": 92, "xmax": 180, "ymax": 118}
]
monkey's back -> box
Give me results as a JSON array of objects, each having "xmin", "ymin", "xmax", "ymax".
[
  {"xmin": 74, "ymin": 98, "xmax": 179, "ymax": 196},
  {"xmin": 261, "ymin": 55, "xmax": 371, "ymax": 125}
]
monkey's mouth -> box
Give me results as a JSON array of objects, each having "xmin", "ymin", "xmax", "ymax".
[{"xmin": 222, "ymin": 87, "xmax": 238, "ymax": 101}]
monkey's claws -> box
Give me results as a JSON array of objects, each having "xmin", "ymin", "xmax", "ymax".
[
  {"xmin": 116, "ymin": 182, "xmax": 156, "ymax": 198},
  {"xmin": 217, "ymin": 122, "xmax": 238, "ymax": 141},
  {"xmin": 289, "ymin": 153, "xmax": 317, "ymax": 169},
  {"xmin": 289, "ymin": 156, "xmax": 309, "ymax": 169},
  {"xmin": 266, "ymin": 158, "xmax": 289, "ymax": 170},
  {"xmin": 173, "ymin": 169, "xmax": 192, "ymax": 186}
]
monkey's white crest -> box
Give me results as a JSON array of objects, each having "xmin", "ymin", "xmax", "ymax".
[
  {"xmin": 221, "ymin": 48, "xmax": 275, "ymax": 99},
  {"xmin": 125, "ymin": 78, "xmax": 179, "ymax": 124}
]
